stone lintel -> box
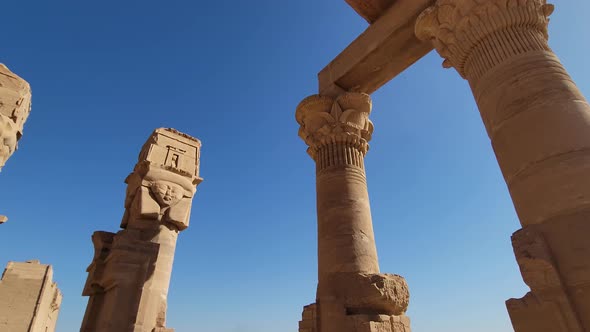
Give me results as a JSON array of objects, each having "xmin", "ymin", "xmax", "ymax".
[
  {"xmin": 344, "ymin": 0, "xmax": 396, "ymax": 23},
  {"xmin": 319, "ymin": 0, "xmax": 435, "ymax": 97}
]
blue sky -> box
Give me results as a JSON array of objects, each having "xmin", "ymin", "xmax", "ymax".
[{"xmin": 1, "ymin": 1, "xmax": 589, "ymax": 332}]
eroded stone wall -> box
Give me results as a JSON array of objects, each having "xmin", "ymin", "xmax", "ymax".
[{"xmin": 0, "ymin": 260, "xmax": 62, "ymax": 332}]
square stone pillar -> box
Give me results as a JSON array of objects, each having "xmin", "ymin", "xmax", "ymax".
[{"xmin": 81, "ymin": 128, "xmax": 202, "ymax": 332}]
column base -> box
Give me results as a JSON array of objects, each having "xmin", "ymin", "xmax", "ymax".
[
  {"xmin": 299, "ymin": 273, "xmax": 411, "ymax": 332},
  {"xmin": 298, "ymin": 302, "xmax": 411, "ymax": 332}
]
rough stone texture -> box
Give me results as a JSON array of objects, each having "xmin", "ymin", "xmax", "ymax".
[
  {"xmin": 0, "ymin": 260, "xmax": 62, "ymax": 332},
  {"xmin": 299, "ymin": 303, "xmax": 318, "ymax": 332},
  {"xmin": 80, "ymin": 128, "xmax": 202, "ymax": 332},
  {"xmin": 296, "ymin": 93, "xmax": 410, "ymax": 332},
  {"xmin": 344, "ymin": 0, "xmax": 395, "ymax": 23},
  {"xmin": 417, "ymin": 1, "xmax": 590, "ymax": 330},
  {"xmin": 0, "ymin": 64, "xmax": 31, "ymax": 172}
]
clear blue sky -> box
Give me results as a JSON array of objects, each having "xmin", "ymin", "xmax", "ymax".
[{"xmin": 1, "ymin": 1, "xmax": 589, "ymax": 332}]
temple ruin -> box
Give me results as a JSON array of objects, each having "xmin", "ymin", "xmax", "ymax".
[
  {"xmin": 80, "ymin": 128, "xmax": 202, "ymax": 332},
  {"xmin": 0, "ymin": 260, "xmax": 62, "ymax": 332},
  {"xmin": 295, "ymin": 0, "xmax": 590, "ymax": 331},
  {"xmin": 0, "ymin": 1, "xmax": 588, "ymax": 331}
]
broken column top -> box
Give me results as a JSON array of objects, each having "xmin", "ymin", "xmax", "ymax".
[
  {"xmin": 0, "ymin": 64, "xmax": 32, "ymax": 171},
  {"xmin": 137, "ymin": 128, "xmax": 202, "ymax": 185}
]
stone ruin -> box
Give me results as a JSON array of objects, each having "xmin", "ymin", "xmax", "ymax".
[
  {"xmin": 295, "ymin": 0, "xmax": 590, "ymax": 331},
  {"xmin": 80, "ymin": 128, "xmax": 202, "ymax": 332},
  {"xmin": 0, "ymin": 1, "xmax": 589, "ymax": 332},
  {"xmin": 0, "ymin": 260, "xmax": 62, "ymax": 332}
]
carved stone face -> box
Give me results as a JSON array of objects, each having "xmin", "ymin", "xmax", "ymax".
[
  {"xmin": 150, "ymin": 181, "xmax": 184, "ymax": 207},
  {"xmin": 0, "ymin": 115, "xmax": 19, "ymax": 171}
]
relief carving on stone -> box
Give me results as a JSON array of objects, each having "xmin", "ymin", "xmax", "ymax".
[
  {"xmin": 506, "ymin": 226, "xmax": 583, "ymax": 332},
  {"xmin": 415, "ymin": 0, "xmax": 554, "ymax": 79},
  {"xmin": 121, "ymin": 168, "xmax": 195, "ymax": 231},
  {"xmin": 296, "ymin": 92, "xmax": 374, "ymax": 160},
  {"xmin": 0, "ymin": 64, "xmax": 31, "ymax": 171}
]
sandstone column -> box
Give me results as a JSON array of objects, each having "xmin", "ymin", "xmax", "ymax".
[
  {"xmin": 416, "ymin": 1, "xmax": 590, "ymax": 331},
  {"xmin": 296, "ymin": 93, "xmax": 410, "ymax": 332},
  {"xmin": 81, "ymin": 128, "xmax": 202, "ymax": 332}
]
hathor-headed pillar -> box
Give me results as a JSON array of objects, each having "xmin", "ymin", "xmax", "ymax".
[
  {"xmin": 81, "ymin": 128, "xmax": 202, "ymax": 332},
  {"xmin": 417, "ymin": 1, "xmax": 590, "ymax": 331},
  {"xmin": 296, "ymin": 92, "xmax": 410, "ymax": 332}
]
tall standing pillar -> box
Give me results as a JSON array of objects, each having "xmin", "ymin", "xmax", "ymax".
[
  {"xmin": 416, "ymin": 1, "xmax": 590, "ymax": 331},
  {"xmin": 80, "ymin": 128, "xmax": 202, "ymax": 332},
  {"xmin": 296, "ymin": 93, "xmax": 411, "ymax": 332}
]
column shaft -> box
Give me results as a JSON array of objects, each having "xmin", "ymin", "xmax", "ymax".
[
  {"xmin": 297, "ymin": 93, "xmax": 411, "ymax": 332},
  {"xmin": 316, "ymin": 142, "xmax": 379, "ymax": 281},
  {"xmin": 417, "ymin": 1, "xmax": 590, "ymax": 330}
]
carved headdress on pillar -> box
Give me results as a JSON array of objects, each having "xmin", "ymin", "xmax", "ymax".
[
  {"xmin": 81, "ymin": 128, "xmax": 203, "ymax": 332},
  {"xmin": 121, "ymin": 128, "xmax": 203, "ymax": 231}
]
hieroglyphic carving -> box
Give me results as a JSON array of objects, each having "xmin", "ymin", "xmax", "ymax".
[
  {"xmin": 415, "ymin": 0, "xmax": 554, "ymax": 80},
  {"xmin": 82, "ymin": 128, "xmax": 202, "ymax": 332},
  {"xmin": 0, "ymin": 64, "xmax": 31, "ymax": 171}
]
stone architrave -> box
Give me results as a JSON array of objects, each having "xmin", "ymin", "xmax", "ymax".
[
  {"xmin": 296, "ymin": 92, "xmax": 411, "ymax": 332},
  {"xmin": 80, "ymin": 128, "xmax": 203, "ymax": 332},
  {"xmin": 0, "ymin": 260, "xmax": 62, "ymax": 332},
  {"xmin": 416, "ymin": 1, "xmax": 590, "ymax": 330}
]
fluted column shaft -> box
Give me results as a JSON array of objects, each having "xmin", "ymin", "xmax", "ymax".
[
  {"xmin": 297, "ymin": 93, "xmax": 380, "ymax": 284},
  {"xmin": 316, "ymin": 141, "xmax": 379, "ymax": 280},
  {"xmin": 417, "ymin": 1, "xmax": 590, "ymax": 330}
]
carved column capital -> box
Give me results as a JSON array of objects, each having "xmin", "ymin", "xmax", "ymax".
[
  {"xmin": 415, "ymin": 0, "xmax": 554, "ymax": 80},
  {"xmin": 296, "ymin": 92, "xmax": 374, "ymax": 161}
]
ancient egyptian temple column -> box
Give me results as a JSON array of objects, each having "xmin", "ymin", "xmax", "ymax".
[
  {"xmin": 81, "ymin": 128, "xmax": 202, "ymax": 332},
  {"xmin": 416, "ymin": 1, "xmax": 590, "ymax": 331},
  {"xmin": 296, "ymin": 93, "xmax": 411, "ymax": 332}
]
